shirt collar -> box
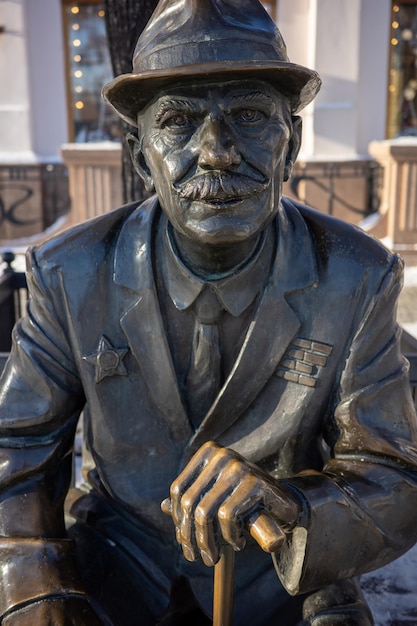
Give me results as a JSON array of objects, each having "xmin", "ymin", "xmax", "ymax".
[{"xmin": 161, "ymin": 216, "xmax": 274, "ymax": 317}]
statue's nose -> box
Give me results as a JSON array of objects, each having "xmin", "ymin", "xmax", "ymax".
[{"xmin": 198, "ymin": 116, "xmax": 241, "ymax": 170}]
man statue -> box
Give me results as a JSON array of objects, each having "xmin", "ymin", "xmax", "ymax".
[{"xmin": 1, "ymin": 0, "xmax": 417, "ymax": 624}]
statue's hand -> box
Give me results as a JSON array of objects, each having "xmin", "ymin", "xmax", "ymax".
[
  {"xmin": 2, "ymin": 597, "xmax": 104, "ymax": 626},
  {"xmin": 161, "ymin": 441, "xmax": 300, "ymax": 566}
]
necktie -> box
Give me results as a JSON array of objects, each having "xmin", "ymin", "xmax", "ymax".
[{"xmin": 186, "ymin": 287, "xmax": 224, "ymax": 428}]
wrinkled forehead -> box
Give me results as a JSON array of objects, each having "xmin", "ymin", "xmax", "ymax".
[{"xmin": 137, "ymin": 78, "xmax": 292, "ymax": 126}]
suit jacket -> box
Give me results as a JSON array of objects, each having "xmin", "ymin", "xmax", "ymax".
[{"xmin": 1, "ymin": 195, "xmax": 417, "ymax": 615}]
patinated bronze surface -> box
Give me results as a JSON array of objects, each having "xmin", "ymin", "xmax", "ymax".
[{"xmin": 1, "ymin": 1, "xmax": 417, "ymax": 625}]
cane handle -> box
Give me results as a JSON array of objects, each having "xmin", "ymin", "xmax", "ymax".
[{"xmin": 248, "ymin": 512, "xmax": 286, "ymax": 553}]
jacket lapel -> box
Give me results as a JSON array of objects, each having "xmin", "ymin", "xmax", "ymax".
[
  {"xmin": 113, "ymin": 196, "xmax": 318, "ymax": 450},
  {"xmin": 114, "ymin": 196, "xmax": 191, "ymax": 442},
  {"xmin": 186, "ymin": 198, "xmax": 318, "ymax": 454}
]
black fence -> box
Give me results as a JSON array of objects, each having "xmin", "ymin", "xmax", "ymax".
[
  {"xmin": 0, "ymin": 163, "xmax": 70, "ymax": 235},
  {"xmin": 287, "ymin": 160, "xmax": 383, "ymax": 224},
  {"xmin": 0, "ymin": 252, "xmax": 27, "ymax": 356}
]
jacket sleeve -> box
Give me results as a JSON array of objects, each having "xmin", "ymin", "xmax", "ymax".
[
  {"xmin": 274, "ymin": 254, "xmax": 417, "ymax": 595},
  {"xmin": 0, "ymin": 246, "xmax": 88, "ymax": 616}
]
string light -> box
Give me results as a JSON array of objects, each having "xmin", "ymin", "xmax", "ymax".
[
  {"xmin": 404, "ymin": 86, "xmax": 416, "ymax": 101},
  {"xmin": 67, "ymin": 2, "xmax": 120, "ymax": 141},
  {"xmin": 402, "ymin": 29, "xmax": 413, "ymax": 41},
  {"xmin": 388, "ymin": 4, "xmax": 417, "ymax": 137}
]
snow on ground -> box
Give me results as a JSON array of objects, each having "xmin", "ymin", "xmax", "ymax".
[{"xmin": 362, "ymin": 547, "xmax": 417, "ymax": 625}]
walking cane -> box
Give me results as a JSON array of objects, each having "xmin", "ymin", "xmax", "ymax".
[
  {"xmin": 212, "ymin": 514, "xmax": 286, "ymax": 626},
  {"xmin": 213, "ymin": 543, "xmax": 235, "ymax": 626}
]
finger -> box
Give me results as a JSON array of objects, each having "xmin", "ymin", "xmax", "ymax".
[
  {"xmin": 170, "ymin": 441, "xmax": 221, "ymax": 528},
  {"xmin": 178, "ymin": 447, "xmax": 234, "ymax": 559},
  {"xmin": 265, "ymin": 486, "xmax": 300, "ymax": 530},
  {"xmin": 195, "ymin": 510, "xmax": 219, "ymax": 567},
  {"xmin": 218, "ymin": 479, "xmax": 287, "ymax": 552},
  {"xmin": 162, "ymin": 498, "xmax": 191, "ymax": 550},
  {"xmin": 217, "ymin": 474, "xmax": 259, "ymax": 550},
  {"xmin": 194, "ymin": 470, "xmax": 242, "ymax": 566},
  {"xmin": 178, "ymin": 498, "xmax": 199, "ymax": 561},
  {"xmin": 161, "ymin": 498, "xmax": 172, "ymax": 516}
]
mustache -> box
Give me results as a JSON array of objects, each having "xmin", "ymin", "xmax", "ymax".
[{"xmin": 174, "ymin": 171, "xmax": 270, "ymax": 202}]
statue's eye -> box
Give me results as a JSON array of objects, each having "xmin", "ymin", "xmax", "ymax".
[
  {"xmin": 234, "ymin": 108, "xmax": 265, "ymax": 124},
  {"xmin": 163, "ymin": 113, "xmax": 193, "ymax": 129}
]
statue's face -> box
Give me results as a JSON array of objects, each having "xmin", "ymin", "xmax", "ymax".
[{"xmin": 137, "ymin": 79, "xmax": 298, "ymax": 247}]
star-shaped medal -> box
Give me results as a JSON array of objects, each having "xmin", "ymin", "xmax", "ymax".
[{"xmin": 83, "ymin": 336, "xmax": 129, "ymax": 383}]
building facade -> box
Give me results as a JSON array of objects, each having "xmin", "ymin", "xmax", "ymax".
[
  {"xmin": 1, "ymin": 0, "xmax": 395, "ymax": 162},
  {"xmin": 1, "ymin": 0, "xmax": 416, "ymax": 251}
]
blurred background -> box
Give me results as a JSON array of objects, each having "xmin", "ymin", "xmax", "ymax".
[{"xmin": 1, "ymin": 0, "xmax": 417, "ymax": 254}]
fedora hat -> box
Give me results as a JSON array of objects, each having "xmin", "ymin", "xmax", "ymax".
[{"xmin": 102, "ymin": 0, "xmax": 321, "ymax": 127}]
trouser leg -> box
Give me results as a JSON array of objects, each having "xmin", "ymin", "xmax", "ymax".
[
  {"xmin": 69, "ymin": 521, "xmax": 160, "ymax": 625},
  {"xmin": 67, "ymin": 491, "xmax": 373, "ymax": 626},
  {"xmin": 180, "ymin": 541, "xmax": 304, "ymax": 625},
  {"xmin": 300, "ymin": 578, "xmax": 374, "ymax": 626},
  {"xmin": 69, "ymin": 517, "xmax": 304, "ymax": 626}
]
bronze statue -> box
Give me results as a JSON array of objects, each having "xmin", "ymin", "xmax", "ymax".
[{"xmin": 1, "ymin": 0, "xmax": 417, "ymax": 624}]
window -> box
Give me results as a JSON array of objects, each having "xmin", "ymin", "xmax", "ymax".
[
  {"xmin": 387, "ymin": 1, "xmax": 417, "ymax": 138},
  {"xmin": 63, "ymin": 1, "xmax": 121, "ymax": 142},
  {"xmin": 62, "ymin": 0, "xmax": 278, "ymax": 143}
]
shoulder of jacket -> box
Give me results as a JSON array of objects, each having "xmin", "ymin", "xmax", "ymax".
[
  {"xmin": 281, "ymin": 195, "xmax": 402, "ymax": 275},
  {"xmin": 26, "ymin": 198, "xmax": 154, "ymax": 273}
]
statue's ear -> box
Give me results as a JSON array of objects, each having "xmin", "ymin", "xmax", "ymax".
[
  {"xmin": 127, "ymin": 133, "xmax": 155, "ymax": 192},
  {"xmin": 283, "ymin": 116, "xmax": 302, "ymax": 182}
]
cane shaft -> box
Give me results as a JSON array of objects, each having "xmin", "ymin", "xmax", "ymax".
[{"xmin": 213, "ymin": 544, "xmax": 235, "ymax": 626}]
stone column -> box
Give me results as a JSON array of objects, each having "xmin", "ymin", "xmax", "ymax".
[
  {"xmin": 368, "ymin": 138, "xmax": 417, "ymax": 263},
  {"xmin": 60, "ymin": 142, "xmax": 123, "ymax": 226},
  {"xmin": 277, "ymin": 0, "xmax": 391, "ymax": 158}
]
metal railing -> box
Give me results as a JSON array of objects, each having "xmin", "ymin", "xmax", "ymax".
[
  {"xmin": 0, "ymin": 163, "xmax": 70, "ymax": 235},
  {"xmin": 0, "ymin": 252, "xmax": 27, "ymax": 354},
  {"xmin": 288, "ymin": 160, "xmax": 383, "ymax": 222}
]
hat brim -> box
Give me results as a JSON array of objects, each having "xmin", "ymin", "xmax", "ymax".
[{"xmin": 102, "ymin": 61, "xmax": 321, "ymax": 127}]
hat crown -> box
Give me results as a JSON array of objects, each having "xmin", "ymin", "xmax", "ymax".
[
  {"xmin": 133, "ymin": 0, "xmax": 290, "ymax": 73},
  {"xmin": 102, "ymin": 0, "xmax": 321, "ymax": 126}
]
